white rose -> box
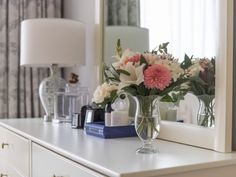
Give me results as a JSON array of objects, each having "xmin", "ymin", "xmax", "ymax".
[
  {"xmin": 92, "ymin": 83, "xmax": 118, "ymax": 104},
  {"xmin": 118, "ymin": 62, "xmax": 145, "ymax": 90}
]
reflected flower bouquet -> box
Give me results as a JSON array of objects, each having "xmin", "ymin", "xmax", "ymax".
[
  {"xmin": 185, "ymin": 56, "xmax": 215, "ymax": 96},
  {"xmin": 184, "ymin": 55, "xmax": 215, "ymax": 127}
]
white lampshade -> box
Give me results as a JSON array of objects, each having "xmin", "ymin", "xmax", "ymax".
[
  {"xmin": 104, "ymin": 26, "xmax": 149, "ymax": 65},
  {"xmin": 20, "ymin": 18, "xmax": 85, "ymax": 67}
]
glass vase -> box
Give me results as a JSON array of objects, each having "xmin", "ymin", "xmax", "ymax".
[
  {"xmin": 133, "ymin": 95, "xmax": 161, "ymax": 154},
  {"xmin": 197, "ymin": 94, "xmax": 215, "ymax": 127}
]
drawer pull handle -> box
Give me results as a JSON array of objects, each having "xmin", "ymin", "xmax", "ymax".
[
  {"xmin": 53, "ymin": 175, "xmax": 64, "ymax": 177},
  {"xmin": 1, "ymin": 143, "xmax": 9, "ymax": 149},
  {"xmin": 0, "ymin": 174, "xmax": 8, "ymax": 177}
]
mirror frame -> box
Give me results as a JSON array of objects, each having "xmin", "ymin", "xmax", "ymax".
[{"xmin": 99, "ymin": 0, "xmax": 233, "ymax": 152}]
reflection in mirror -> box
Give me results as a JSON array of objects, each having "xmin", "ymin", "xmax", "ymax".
[
  {"xmin": 104, "ymin": 26, "xmax": 149, "ymax": 66},
  {"xmin": 103, "ymin": 0, "xmax": 216, "ymax": 128}
]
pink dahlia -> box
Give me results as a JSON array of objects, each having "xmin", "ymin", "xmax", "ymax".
[
  {"xmin": 144, "ymin": 64, "xmax": 172, "ymax": 90},
  {"xmin": 125, "ymin": 53, "xmax": 141, "ymax": 64}
]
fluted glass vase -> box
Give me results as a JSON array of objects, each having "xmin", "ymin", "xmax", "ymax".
[
  {"xmin": 133, "ymin": 95, "xmax": 161, "ymax": 154},
  {"xmin": 197, "ymin": 94, "xmax": 215, "ymax": 127}
]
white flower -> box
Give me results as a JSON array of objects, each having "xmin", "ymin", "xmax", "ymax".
[
  {"xmin": 118, "ymin": 62, "xmax": 145, "ymax": 90},
  {"xmin": 113, "ymin": 49, "xmax": 140, "ymax": 69},
  {"xmin": 155, "ymin": 59, "xmax": 184, "ymax": 81},
  {"xmin": 92, "ymin": 83, "xmax": 118, "ymax": 104},
  {"xmin": 143, "ymin": 53, "xmax": 161, "ymax": 65},
  {"xmin": 143, "ymin": 53, "xmax": 173, "ymax": 64}
]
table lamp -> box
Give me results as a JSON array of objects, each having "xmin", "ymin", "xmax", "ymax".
[{"xmin": 20, "ymin": 18, "xmax": 85, "ymax": 122}]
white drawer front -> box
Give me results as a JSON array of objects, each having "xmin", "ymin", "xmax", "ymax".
[
  {"xmin": 5, "ymin": 129, "xmax": 29, "ymax": 177},
  {"xmin": 32, "ymin": 143, "xmax": 104, "ymax": 177}
]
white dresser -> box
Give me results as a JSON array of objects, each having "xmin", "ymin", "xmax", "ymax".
[{"xmin": 0, "ymin": 118, "xmax": 236, "ymax": 177}]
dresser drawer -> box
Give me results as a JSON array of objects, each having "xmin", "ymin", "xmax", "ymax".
[
  {"xmin": 4, "ymin": 129, "xmax": 30, "ymax": 177},
  {"xmin": 0, "ymin": 126, "xmax": 6, "ymax": 140},
  {"xmin": 0, "ymin": 160, "xmax": 8, "ymax": 175},
  {"xmin": 0, "ymin": 161, "xmax": 23, "ymax": 177},
  {"xmin": 0, "ymin": 126, "xmax": 7, "ymax": 160},
  {"xmin": 32, "ymin": 143, "xmax": 104, "ymax": 177}
]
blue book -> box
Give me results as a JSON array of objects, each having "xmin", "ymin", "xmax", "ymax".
[{"xmin": 85, "ymin": 122, "xmax": 137, "ymax": 139}]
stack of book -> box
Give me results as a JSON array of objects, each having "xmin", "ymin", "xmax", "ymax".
[{"xmin": 84, "ymin": 122, "xmax": 137, "ymax": 139}]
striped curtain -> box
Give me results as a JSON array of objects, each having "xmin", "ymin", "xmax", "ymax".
[
  {"xmin": 0, "ymin": 0, "xmax": 62, "ymax": 118},
  {"xmin": 105, "ymin": 0, "xmax": 140, "ymax": 26}
]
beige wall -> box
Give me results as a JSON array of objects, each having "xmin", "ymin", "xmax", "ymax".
[{"xmin": 63, "ymin": 0, "xmax": 101, "ymax": 98}]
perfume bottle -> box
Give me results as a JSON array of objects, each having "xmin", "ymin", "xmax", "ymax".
[{"xmin": 105, "ymin": 102, "xmax": 113, "ymax": 126}]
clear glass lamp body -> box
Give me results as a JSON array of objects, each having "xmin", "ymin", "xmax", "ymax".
[{"xmin": 39, "ymin": 64, "xmax": 67, "ymax": 122}]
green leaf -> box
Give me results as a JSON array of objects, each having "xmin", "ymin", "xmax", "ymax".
[
  {"xmin": 116, "ymin": 39, "xmax": 122, "ymax": 58},
  {"xmin": 159, "ymin": 78, "xmax": 188, "ymax": 96},
  {"xmin": 137, "ymin": 83, "xmax": 148, "ymax": 96},
  {"xmin": 122, "ymin": 86, "xmax": 138, "ymax": 96},
  {"xmin": 116, "ymin": 69, "xmax": 130, "ymax": 76},
  {"xmin": 149, "ymin": 89, "xmax": 158, "ymax": 95},
  {"xmin": 171, "ymin": 92, "xmax": 178, "ymax": 102},
  {"xmin": 180, "ymin": 54, "xmax": 193, "ymax": 70},
  {"xmin": 110, "ymin": 65, "xmax": 120, "ymax": 78},
  {"xmin": 140, "ymin": 55, "xmax": 148, "ymax": 66},
  {"xmin": 160, "ymin": 95, "xmax": 173, "ymax": 102},
  {"xmin": 158, "ymin": 42, "xmax": 169, "ymax": 54},
  {"xmin": 103, "ymin": 64, "xmax": 122, "ymax": 84}
]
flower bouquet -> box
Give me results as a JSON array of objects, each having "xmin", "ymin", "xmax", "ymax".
[{"xmin": 96, "ymin": 40, "xmax": 191, "ymax": 153}]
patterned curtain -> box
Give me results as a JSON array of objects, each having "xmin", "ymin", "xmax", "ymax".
[
  {"xmin": 0, "ymin": 0, "xmax": 61, "ymax": 118},
  {"xmin": 106, "ymin": 0, "xmax": 140, "ymax": 26}
]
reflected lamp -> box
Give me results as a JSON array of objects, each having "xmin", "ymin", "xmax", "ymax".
[{"xmin": 104, "ymin": 26, "xmax": 149, "ymax": 65}]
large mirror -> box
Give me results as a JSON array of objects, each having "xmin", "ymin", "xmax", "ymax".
[
  {"xmin": 103, "ymin": 0, "xmax": 216, "ymax": 127},
  {"xmin": 101, "ymin": 0, "xmax": 233, "ymax": 152}
]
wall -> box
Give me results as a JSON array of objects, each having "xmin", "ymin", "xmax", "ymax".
[
  {"xmin": 63, "ymin": 0, "xmax": 101, "ymax": 98},
  {"xmin": 232, "ymin": 0, "xmax": 236, "ymax": 150}
]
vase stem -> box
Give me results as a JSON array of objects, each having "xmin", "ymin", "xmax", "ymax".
[{"xmin": 136, "ymin": 141, "xmax": 158, "ymax": 154}]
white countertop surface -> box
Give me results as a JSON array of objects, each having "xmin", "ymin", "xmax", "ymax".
[{"xmin": 1, "ymin": 118, "xmax": 236, "ymax": 177}]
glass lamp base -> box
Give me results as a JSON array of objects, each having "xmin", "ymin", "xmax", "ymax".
[
  {"xmin": 52, "ymin": 116, "xmax": 72, "ymax": 124},
  {"xmin": 136, "ymin": 143, "xmax": 158, "ymax": 154},
  {"xmin": 44, "ymin": 115, "xmax": 53, "ymax": 122},
  {"xmin": 39, "ymin": 64, "xmax": 67, "ymax": 121}
]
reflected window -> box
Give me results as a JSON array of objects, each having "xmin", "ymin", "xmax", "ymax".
[{"xmin": 140, "ymin": 0, "xmax": 217, "ymax": 59}]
